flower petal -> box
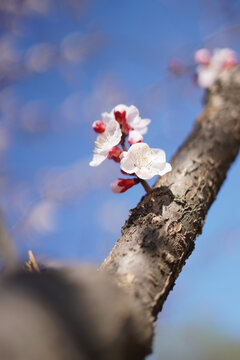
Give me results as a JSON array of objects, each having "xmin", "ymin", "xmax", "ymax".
[
  {"xmin": 194, "ymin": 49, "xmax": 211, "ymax": 65},
  {"xmin": 101, "ymin": 111, "xmax": 114, "ymax": 124},
  {"xmin": 120, "ymin": 156, "xmax": 137, "ymax": 174},
  {"xmin": 128, "ymin": 130, "xmax": 143, "ymax": 145},
  {"xmin": 135, "ymin": 167, "xmax": 157, "ymax": 180},
  {"xmin": 90, "ymin": 118, "xmax": 121, "ymax": 167},
  {"xmin": 152, "ymin": 148, "xmax": 166, "ymax": 163},
  {"xmin": 128, "ymin": 142, "xmax": 150, "ymax": 155},
  {"xmin": 158, "ymin": 162, "xmax": 172, "ymax": 176},
  {"xmin": 120, "ymin": 142, "xmax": 171, "ymax": 180},
  {"xmin": 128, "ymin": 116, "xmax": 151, "ymax": 135},
  {"xmin": 127, "ymin": 105, "xmax": 139, "ymax": 122},
  {"xmin": 106, "ymin": 119, "xmax": 122, "ymax": 142},
  {"xmin": 197, "ymin": 65, "xmax": 218, "ymax": 88},
  {"xmin": 89, "ymin": 153, "xmax": 106, "ymax": 167}
]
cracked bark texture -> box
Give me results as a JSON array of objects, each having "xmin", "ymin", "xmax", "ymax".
[{"xmin": 100, "ymin": 66, "xmax": 240, "ymax": 350}]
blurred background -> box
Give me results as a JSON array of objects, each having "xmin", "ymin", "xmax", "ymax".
[{"xmin": 0, "ymin": 0, "xmax": 240, "ymax": 359}]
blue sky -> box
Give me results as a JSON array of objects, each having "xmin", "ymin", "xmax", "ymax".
[{"xmin": 1, "ymin": 0, "xmax": 240, "ymax": 358}]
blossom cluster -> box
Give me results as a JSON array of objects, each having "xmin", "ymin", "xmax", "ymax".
[
  {"xmin": 89, "ymin": 104, "xmax": 171, "ymax": 193},
  {"xmin": 195, "ymin": 48, "xmax": 238, "ymax": 88}
]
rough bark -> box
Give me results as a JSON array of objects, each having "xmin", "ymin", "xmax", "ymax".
[
  {"xmin": 100, "ymin": 66, "xmax": 240, "ymax": 344},
  {"xmin": 1, "ymin": 67, "xmax": 240, "ymax": 360}
]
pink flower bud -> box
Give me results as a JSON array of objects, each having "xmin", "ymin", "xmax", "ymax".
[
  {"xmin": 92, "ymin": 120, "xmax": 106, "ymax": 134},
  {"xmin": 168, "ymin": 58, "xmax": 185, "ymax": 75},
  {"xmin": 128, "ymin": 130, "xmax": 143, "ymax": 146},
  {"xmin": 114, "ymin": 110, "xmax": 126, "ymax": 124},
  {"xmin": 110, "ymin": 178, "xmax": 139, "ymax": 193},
  {"xmin": 114, "ymin": 110, "xmax": 132, "ymax": 135},
  {"xmin": 194, "ymin": 49, "xmax": 211, "ymax": 65},
  {"xmin": 222, "ymin": 51, "xmax": 238, "ymax": 69},
  {"xmin": 108, "ymin": 146, "xmax": 122, "ymax": 163}
]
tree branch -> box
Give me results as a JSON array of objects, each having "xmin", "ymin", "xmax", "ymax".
[{"xmin": 100, "ymin": 66, "xmax": 240, "ymax": 344}]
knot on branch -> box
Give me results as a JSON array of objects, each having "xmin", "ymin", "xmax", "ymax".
[{"xmin": 125, "ymin": 187, "xmax": 174, "ymax": 229}]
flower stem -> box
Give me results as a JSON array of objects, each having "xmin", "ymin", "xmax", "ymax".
[
  {"xmin": 139, "ymin": 179, "xmax": 152, "ymax": 194},
  {"xmin": 122, "ymin": 143, "xmax": 127, "ymax": 151},
  {"xmin": 121, "ymin": 134, "xmax": 127, "ymax": 151}
]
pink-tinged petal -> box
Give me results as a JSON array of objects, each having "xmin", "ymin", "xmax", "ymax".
[
  {"xmin": 194, "ymin": 49, "xmax": 211, "ymax": 65},
  {"xmin": 128, "ymin": 130, "xmax": 143, "ymax": 146},
  {"xmin": 222, "ymin": 51, "xmax": 238, "ymax": 69},
  {"xmin": 211, "ymin": 48, "xmax": 237, "ymax": 70},
  {"xmin": 119, "ymin": 151, "xmax": 127, "ymax": 160},
  {"xmin": 195, "ymin": 48, "xmax": 238, "ymax": 88},
  {"xmin": 110, "ymin": 179, "xmax": 124, "ymax": 193}
]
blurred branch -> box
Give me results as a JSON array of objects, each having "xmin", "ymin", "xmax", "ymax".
[{"xmin": 0, "ymin": 211, "xmax": 18, "ymax": 272}]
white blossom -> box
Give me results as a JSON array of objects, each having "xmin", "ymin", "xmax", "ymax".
[
  {"xmin": 90, "ymin": 117, "xmax": 122, "ymax": 167},
  {"xmin": 120, "ymin": 142, "xmax": 171, "ymax": 180},
  {"xmin": 196, "ymin": 64, "xmax": 219, "ymax": 88},
  {"xmin": 113, "ymin": 104, "xmax": 151, "ymax": 135},
  {"xmin": 195, "ymin": 48, "xmax": 238, "ymax": 88},
  {"xmin": 194, "ymin": 48, "xmax": 210, "ymax": 65},
  {"xmin": 212, "ymin": 48, "xmax": 237, "ymax": 69}
]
